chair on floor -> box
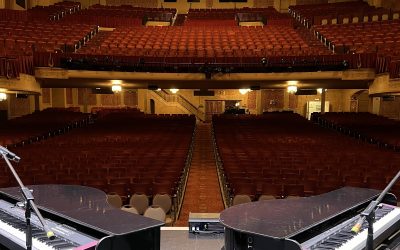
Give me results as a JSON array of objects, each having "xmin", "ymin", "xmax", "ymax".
[
  {"xmin": 129, "ymin": 194, "xmax": 149, "ymax": 215},
  {"xmin": 143, "ymin": 205, "xmax": 166, "ymax": 222},
  {"xmin": 232, "ymin": 194, "xmax": 252, "ymax": 206},
  {"xmin": 107, "ymin": 193, "xmax": 122, "ymax": 208},
  {"xmin": 153, "ymin": 194, "xmax": 173, "ymax": 225}
]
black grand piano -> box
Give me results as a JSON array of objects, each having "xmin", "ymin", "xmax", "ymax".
[
  {"xmin": 220, "ymin": 187, "xmax": 400, "ymax": 250},
  {"xmin": 0, "ymin": 185, "xmax": 163, "ymax": 250}
]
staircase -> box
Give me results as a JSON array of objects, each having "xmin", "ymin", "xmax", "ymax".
[
  {"xmin": 153, "ymin": 90, "xmax": 205, "ymax": 121},
  {"xmin": 174, "ymin": 123, "xmax": 225, "ymax": 226}
]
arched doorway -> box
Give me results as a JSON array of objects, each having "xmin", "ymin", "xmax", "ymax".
[
  {"xmin": 150, "ymin": 99, "xmax": 155, "ymax": 114},
  {"xmin": 350, "ymin": 90, "xmax": 369, "ymax": 112}
]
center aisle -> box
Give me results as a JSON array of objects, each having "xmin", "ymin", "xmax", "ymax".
[{"xmin": 174, "ymin": 123, "xmax": 225, "ymax": 226}]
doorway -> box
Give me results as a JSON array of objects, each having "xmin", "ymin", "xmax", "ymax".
[
  {"xmin": 205, "ymin": 100, "xmax": 224, "ymax": 121},
  {"xmin": 150, "ymin": 99, "xmax": 155, "ymax": 114}
]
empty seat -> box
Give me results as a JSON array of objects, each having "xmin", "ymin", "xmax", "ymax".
[
  {"xmin": 144, "ymin": 205, "xmax": 166, "ymax": 222},
  {"xmin": 129, "ymin": 194, "xmax": 149, "ymax": 215}
]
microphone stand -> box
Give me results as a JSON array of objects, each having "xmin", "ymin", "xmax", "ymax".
[
  {"xmin": 360, "ymin": 170, "xmax": 400, "ymax": 250},
  {"xmin": 0, "ymin": 147, "xmax": 54, "ymax": 250}
]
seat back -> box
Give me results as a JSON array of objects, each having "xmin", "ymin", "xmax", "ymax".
[
  {"xmin": 129, "ymin": 194, "xmax": 149, "ymax": 215},
  {"xmin": 153, "ymin": 194, "xmax": 172, "ymax": 214},
  {"xmin": 144, "ymin": 205, "xmax": 166, "ymax": 222},
  {"xmin": 232, "ymin": 194, "xmax": 251, "ymax": 206},
  {"xmin": 107, "ymin": 193, "xmax": 122, "ymax": 208}
]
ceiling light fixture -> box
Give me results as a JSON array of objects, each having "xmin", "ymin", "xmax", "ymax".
[
  {"xmin": 170, "ymin": 88, "xmax": 179, "ymax": 94},
  {"xmin": 111, "ymin": 84, "xmax": 122, "ymax": 93},
  {"xmin": 239, "ymin": 89, "xmax": 251, "ymax": 95},
  {"xmin": 287, "ymin": 85, "xmax": 298, "ymax": 94}
]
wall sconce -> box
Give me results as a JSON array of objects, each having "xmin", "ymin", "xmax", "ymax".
[
  {"xmin": 287, "ymin": 85, "xmax": 297, "ymax": 94},
  {"xmin": 239, "ymin": 89, "xmax": 251, "ymax": 95},
  {"xmin": 0, "ymin": 93, "xmax": 6, "ymax": 101},
  {"xmin": 111, "ymin": 84, "xmax": 122, "ymax": 93}
]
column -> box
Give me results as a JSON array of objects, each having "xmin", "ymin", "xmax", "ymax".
[{"xmin": 320, "ymin": 88, "xmax": 326, "ymax": 114}]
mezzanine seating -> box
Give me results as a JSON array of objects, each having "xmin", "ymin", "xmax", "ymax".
[
  {"xmin": 60, "ymin": 4, "xmax": 176, "ymax": 27},
  {"xmin": 289, "ymin": 1, "xmax": 393, "ymax": 26}
]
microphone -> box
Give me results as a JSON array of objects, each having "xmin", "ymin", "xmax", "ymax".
[
  {"xmin": 351, "ymin": 216, "xmax": 366, "ymax": 233},
  {"xmin": 0, "ymin": 146, "xmax": 21, "ymax": 163}
]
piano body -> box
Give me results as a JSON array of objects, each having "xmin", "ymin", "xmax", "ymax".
[
  {"xmin": 0, "ymin": 185, "xmax": 163, "ymax": 250},
  {"xmin": 220, "ymin": 187, "xmax": 400, "ymax": 250}
]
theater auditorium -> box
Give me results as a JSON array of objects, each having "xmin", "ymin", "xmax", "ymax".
[{"xmin": 0, "ymin": 0, "xmax": 400, "ymax": 249}]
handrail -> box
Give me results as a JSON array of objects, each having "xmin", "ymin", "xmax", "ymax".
[{"xmin": 153, "ymin": 90, "xmax": 205, "ymax": 121}]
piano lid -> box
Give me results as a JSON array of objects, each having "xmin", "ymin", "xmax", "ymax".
[
  {"xmin": 0, "ymin": 185, "xmax": 164, "ymax": 236},
  {"xmin": 220, "ymin": 187, "xmax": 380, "ymax": 239}
]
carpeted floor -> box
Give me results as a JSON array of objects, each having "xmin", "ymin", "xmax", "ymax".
[{"xmin": 174, "ymin": 123, "xmax": 225, "ymax": 226}]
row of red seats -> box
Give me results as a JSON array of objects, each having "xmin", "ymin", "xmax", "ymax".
[
  {"xmin": 0, "ymin": 108, "xmax": 90, "ymax": 147},
  {"xmin": 213, "ymin": 113, "xmax": 400, "ymax": 201},
  {"xmin": 313, "ymin": 112, "xmax": 400, "ymax": 150},
  {"xmin": 314, "ymin": 20, "xmax": 400, "ymax": 54},
  {"xmin": 1, "ymin": 111, "xmax": 196, "ymax": 201},
  {"xmin": 312, "ymin": 19, "xmax": 400, "ymax": 78},
  {"xmin": 102, "ymin": 0, "xmax": 158, "ymax": 8},
  {"xmin": 28, "ymin": 1, "xmax": 81, "ymax": 21},
  {"xmin": 90, "ymin": 4, "xmax": 174, "ymax": 12},
  {"xmin": 59, "ymin": 5, "xmax": 176, "ymax": 27},
  {"xmin": 289, "ymin": 1, "xmax": 390, "ymax": 26},
  {"xmin": 0, "ymin": 9, "xmax": 28, "ymax": 22},
  {"xmin": 77, "ymin": 25, "xmax": 329, "ymax": 57},
  {"xmin": 0, "ymin": 20, "xmax": 97, "ymax": 55}
]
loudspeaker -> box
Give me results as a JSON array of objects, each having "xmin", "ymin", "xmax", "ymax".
[
  {"xmin": 250, "ymin": 86, "xmax": 261, "ymax": 90},
  {"xmin": 16, "ymin": 94, "xmax": 28, "ymax": 99},
  {"xmin": 148, "ymin": 85, "xmax": 159, "ymax": 90},
  {"xmin": 295, "ymin": 89, "xmax": 317, "ymax": 95},
  {"xmin": 194, "ymin": 90, "xmax": 215, "ymax": 96}
]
